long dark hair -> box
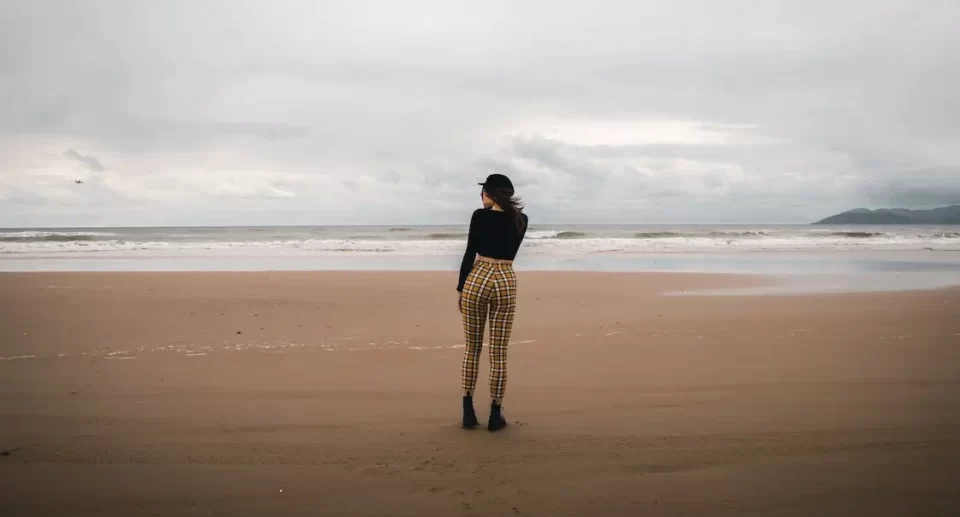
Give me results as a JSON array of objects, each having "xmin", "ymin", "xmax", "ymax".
[{"xmin": 485, "ymin": 187, "xmax": 526, "ymax": 235}]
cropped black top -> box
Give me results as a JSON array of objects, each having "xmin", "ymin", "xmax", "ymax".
[{"xmin": 456, "ymin": 208, "xmax": 529, "ymax": 291}]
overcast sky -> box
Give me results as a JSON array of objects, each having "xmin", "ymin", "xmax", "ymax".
[{"xmin": 1, "ymin": 0, "xmax": 958, "ymax": 227}]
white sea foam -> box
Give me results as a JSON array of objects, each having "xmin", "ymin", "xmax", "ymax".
[
  {"xmin": 525, "ymin": 230, "xmax": 562, "ymax": 239},
  {"xmin": 2, "ymin": 232, "xmax": 958, "ymax": 256},
  {"xmin": 0, "ymin": 230, "xmax": 118, "ymax": 242},
  {"xmin": 2, "ymin": 225, "xmax": 959, "ymax": 272}
]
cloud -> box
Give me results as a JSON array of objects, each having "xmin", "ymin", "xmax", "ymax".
[
  {"xmin": 1, "ymin": 0, "xmax": 959, "ymax": 226},
  {"xmin": 865, "ymin": 169, "xmax": 960, "ymax": 208},
  {"xmin": 63, "ymin": 149, "xmax": 105, "ymax": 172}
]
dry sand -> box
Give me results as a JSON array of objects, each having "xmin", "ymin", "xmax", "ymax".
[{"xmin": 1, "ymin": 271, "xmax": 959, "ymax": 516}]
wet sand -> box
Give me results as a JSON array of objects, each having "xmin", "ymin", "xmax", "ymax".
[{"xmin": 1, "ymin": 271, "xmax": 959, "ymax": 516}]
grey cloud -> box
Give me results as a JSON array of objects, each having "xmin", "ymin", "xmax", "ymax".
[
  {"xmin": 1, "ymin": 0, "xmax": 959, "ymax": 226},
  {"xmin": 506, "ymin": 136, "xmax": 792, "ymax": 166},
  {"xmin": 865, "ymin": 169, "xmax": 960, "ymax": 208},
  {"xmin": 5, "ymin": 112, "xmax": 312, "ymax": 149},
  {"xmin": 215, "ymin": 122, "xmax": 311, "ymax": 141},
  {"xmin": 63, "ymin": 149, "xmax": 105, "ymax": 172}
]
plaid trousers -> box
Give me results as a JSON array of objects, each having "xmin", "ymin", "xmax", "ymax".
[{"xmin": 460, "ymin": 260, "xmax": 518, "ymax": 401}]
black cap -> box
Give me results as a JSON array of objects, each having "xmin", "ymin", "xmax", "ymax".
[{"xmin": 479, "ymin": 173, "xmax": 514, "ymax": 192}]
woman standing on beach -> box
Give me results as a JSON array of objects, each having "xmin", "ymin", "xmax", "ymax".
[{"xmin": 457, "ymin": 173, "xmax": 528, "ymax": 432}]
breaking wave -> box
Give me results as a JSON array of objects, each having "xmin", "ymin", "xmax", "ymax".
[
  {"xmin": 555, "ymin": 231, "xmax": 589, "ymax": 239},
  {"xmin": 827, "ymin": 231, "xmax": 885, "ymax": 238},
  {"xmin": 0, "ymin": 231, "xmax": 117, "ymax": 243},
  {"xmin": 708, "ymin": 231, "xmax": 769, "ymax": 237},
  {"xmin": 634, "ymin": 232, "xmax": 681, "ymax": 238},
  {"xmin": 2, "ymin": 225, "xmax": 959, "ymax": 256}
]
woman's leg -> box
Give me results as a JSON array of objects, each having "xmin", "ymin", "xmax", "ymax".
[
  {"xmin": 460, "ymin": 265, "xmax": 492, "ymax": 397},
  {"xmin": 487, "ymin": 266, "xmax": 517, "ymax": 405}
]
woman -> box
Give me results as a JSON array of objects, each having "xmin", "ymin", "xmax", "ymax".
[{"xmin": 456, "ymin": 173, "xmax": 528, "ymax": 432}]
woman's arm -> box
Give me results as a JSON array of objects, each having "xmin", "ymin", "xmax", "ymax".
[{"xmin": 456, "ymin": 210, "xmax": 481, "ymax": 292}]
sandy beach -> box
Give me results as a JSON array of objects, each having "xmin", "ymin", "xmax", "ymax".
[{"xmin": 1, "ymin": 271, "xmax": 959, "ymax": 516}]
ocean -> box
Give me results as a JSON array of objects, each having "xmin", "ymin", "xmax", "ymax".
[
  {"xmin": 3, "ymin": 223, "xmax": 959, "ymax": 255},
  {"xmin": 2, "ymin": 224, "xmax": 960, "ymax": 292}
]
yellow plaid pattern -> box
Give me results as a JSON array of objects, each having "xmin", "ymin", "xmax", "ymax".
[{"xmin": 460, "ymin": 260, "xmax": 518, "ymax": 401}]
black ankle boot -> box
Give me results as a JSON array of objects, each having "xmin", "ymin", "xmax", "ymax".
[
  {"xmin": 462, "ymin": 396, "xmax": 478, "ymax": 429},
  {"xmin": 488, "ymin": 402, "xmax": 507, "ymax": 432}
]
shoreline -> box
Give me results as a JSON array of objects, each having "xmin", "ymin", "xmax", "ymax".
[{"xmin": 3, "ymin": 262, "xmax": 959, "ymax": 295}]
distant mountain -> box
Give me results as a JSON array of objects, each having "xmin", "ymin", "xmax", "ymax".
[{"xmin": 813, "ymin": 205, "xmax": 960, "ymax": 225}]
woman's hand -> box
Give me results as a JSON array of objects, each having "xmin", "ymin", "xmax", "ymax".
[{"xmin": 456, "ymin": 290, "xmax": 463, "ymax": 313}]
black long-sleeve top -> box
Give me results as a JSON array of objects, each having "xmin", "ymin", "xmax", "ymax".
[{"xmin": 456, "ymin": 208, "xmax": 529, "ymax": 291}]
